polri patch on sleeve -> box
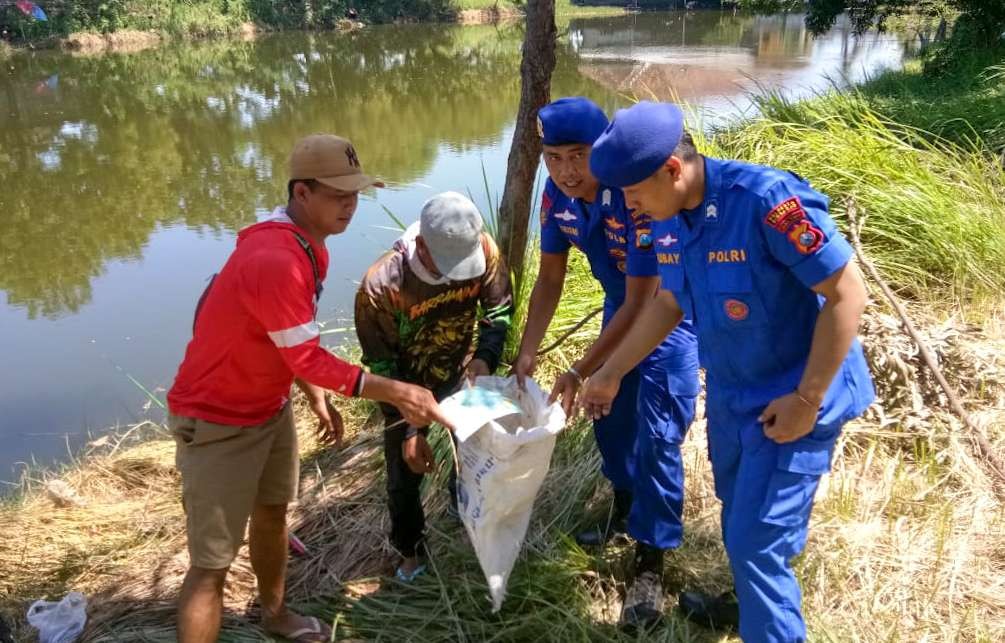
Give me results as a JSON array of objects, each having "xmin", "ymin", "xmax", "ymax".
[
  {"xmin": 540, "ymin": 191, "xmax": 553, "ymax": 227},
  {"xmin": 636, "ymin": 229, "xmax": 653, "ymax": 249},
  {"xmin": 764, "ymin": 196, "xmax": 807, "ymax": 233},
  {"xmin": 787, "ymin": 220, "xmax": 824, "ymax": 255}
]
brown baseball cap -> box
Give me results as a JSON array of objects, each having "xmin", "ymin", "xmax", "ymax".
[{"xmin": 288, "ymin": 133, "xmax": 385, "ymax": 191}]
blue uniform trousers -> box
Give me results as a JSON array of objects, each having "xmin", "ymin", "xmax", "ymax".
[
  {"xmin": 593, "ymin": 341, "xmax": 697, "ymax": 550},
  {"xmin": 708, "ymin": 402, "xmax": 841, "ymax": 643}
]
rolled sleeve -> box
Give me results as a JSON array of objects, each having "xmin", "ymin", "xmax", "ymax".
[
  {"xmin": 626, "ymin": 210, "xmax": 658, "ymax": 278},
  {"xmin": 540, "ymin": 181, "xmax": 572, "ymax": 254},
  {"xmin": 789, "ymin": 234, "xmax": 853, "ymax": 288},
  {"xmin": 759, "ymin": 180, "xmax": 853, "ymax": 288}
]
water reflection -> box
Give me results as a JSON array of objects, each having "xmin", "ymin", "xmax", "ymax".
[
  {"xmin": 0, "ymin": 25, "xmax": 535, "ymax": 319},
  {"xmin": 569, "ymin": 12, "xmax": 903, "ymax": 109}
]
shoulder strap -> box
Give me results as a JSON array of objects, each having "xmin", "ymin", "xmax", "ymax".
[
  {"xmin": 192, "ymin": 273, "xmax": 218, "ymax": 334},
  {"xmin": 192, "ymin": 230, "xmax": 323, "ymax": 334},
  {"xmin": 290, "ymin": 230, "xmax": 323, "ymax": 300}
]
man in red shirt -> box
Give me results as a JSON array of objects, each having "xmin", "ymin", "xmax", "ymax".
[{"xmin": 167, "ymin": 134, "xmax": 452, "ymax": 643}]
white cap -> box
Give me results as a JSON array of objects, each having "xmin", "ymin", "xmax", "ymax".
[{"xmin": 419, "ymin": 192, "xmax": 486, "ymax": 281}]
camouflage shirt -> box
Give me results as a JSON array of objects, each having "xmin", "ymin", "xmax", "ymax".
[{"xmin": 354, "ymin": 226, "xmax": 513, "ymax": 393}]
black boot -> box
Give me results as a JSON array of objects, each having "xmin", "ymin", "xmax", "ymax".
[
  {"xmin": 575, "ymin": 489, "xmax": 633, "ymax": 547},
  {"xmin": 446, "ymin": 471, "xmax": 460, "ymax": 522},
  {"xmin": 620, "ymin": 543, "xmax": 665, "ymax": 630},
  {"xmin": 677, "ymin": 589, "xmax": 740, "ymax": 631}
]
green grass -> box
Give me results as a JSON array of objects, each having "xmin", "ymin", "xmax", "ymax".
[
  {"xmin": 698, "ymin": 83, "xmax": 1005, "ymax": 312},
  {"xmin": 759, "ymin": 42, "xmax": 996, "ymax": 155},
  {"xmin": 698, "ymin": 38, "xmax": 1005, "ymax": 315}
]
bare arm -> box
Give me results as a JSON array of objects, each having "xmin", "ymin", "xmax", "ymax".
[
  {"xmin": 573, "ymin": 275, "xmax": 660, "ymax": 377},
  {"xmin": 761, "ymin": 262, "xmax": 868, "ymax": 443},
  {"xmin": 579, "ymin": 288, "xmax": 683, "ymax": 419},
  {"xmin": 512, "ymin": 251, "xmax": 569, "ymax": 386},
  {"xmin": 295, "ymin": 378, "xmax": 325, "ymax": 405},
  {"xmin": 548, "ymin": 274, "xmax": 660, "ymax": 415}
]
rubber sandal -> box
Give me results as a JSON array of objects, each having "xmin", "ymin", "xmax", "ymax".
[
  {"xmin": 394, "ymin": 563, "xmax": 427, "ymax": 583},
  {"xmin": 274, "ymin": 615, "xmax": 330, "ymax": 643}
]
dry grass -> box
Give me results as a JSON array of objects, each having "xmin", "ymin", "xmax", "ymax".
[
  {"xmin": 1, "ymin": 301, "xmax": 1003, "ymax": 641},
  {"xmin": 62, "ymin": 30, "xmax": 163, "ymax": 54},
  {"xmin": 456, "ymin": 7, "xmax": 523, "ymax": 26}
]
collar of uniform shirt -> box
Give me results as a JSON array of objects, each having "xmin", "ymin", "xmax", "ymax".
[{"xmin": 680, "ymin": 156, "xmax": 722, "ymax": 229}]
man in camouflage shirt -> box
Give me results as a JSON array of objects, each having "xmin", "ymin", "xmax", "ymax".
[{"xmin": 355, "ymin": 191, "xmax": 513, "ymax": 580}]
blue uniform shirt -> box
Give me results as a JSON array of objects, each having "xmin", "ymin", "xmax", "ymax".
[
  {"xmin": 541, "ymin": 178, "xmax": 654, "ymax": 305},
  {"xmin": 653, "ymin": 157, "xmax": 875, "ymax": 423},
  {"xmin": 540, "ymin": 178, "xmax": 698, "ymax": 395}
]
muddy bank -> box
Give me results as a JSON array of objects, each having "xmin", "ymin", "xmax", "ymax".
[{"xmin": 457, "ymin": 6, "xmax": 524, "ymax": 25}]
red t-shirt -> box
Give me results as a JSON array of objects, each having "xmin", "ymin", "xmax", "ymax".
[{"xmin": 167, "ymin": 213, "xmax": 361, "ymax": 426}]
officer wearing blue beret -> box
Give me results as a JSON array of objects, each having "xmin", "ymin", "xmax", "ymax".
[
  {"xmin": 513, "ymin": 97, "xmax": 700, "ymax": 629},
  {"xmin": 581, "ymin": 101, "xmax": 875, "ymax": 641}
]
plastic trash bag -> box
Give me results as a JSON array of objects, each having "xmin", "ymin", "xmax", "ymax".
[
  {"xmin": 439, "ymin": 376, "xmax": 566, "ymax": 612},
  {"xmin": 26, "ymin": 592, "xmax": 87, "ymax": 643}
]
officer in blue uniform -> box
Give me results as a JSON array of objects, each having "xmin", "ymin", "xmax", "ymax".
[
  {"xmin": 513, "ymin": 97, "xmax": 700, "ymax": 628},
  {"xmin": 581, "ymin": 101, "xmax": 875, "ymax": 642}
]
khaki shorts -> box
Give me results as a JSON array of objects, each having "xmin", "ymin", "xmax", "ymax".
[{"xmin": 170, "ymin": 404, "xmax": 298, "ymax": 569}]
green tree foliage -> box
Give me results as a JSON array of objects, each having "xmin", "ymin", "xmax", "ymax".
[{"xmin": 0, "ymin": 0, "xmax": 455, "ymax": 42}]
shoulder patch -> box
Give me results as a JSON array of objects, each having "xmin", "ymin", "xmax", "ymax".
[
  {"xmin": 636, "ymin": 229, "xmax": 653, "ymax": 249},
  {"xmin": 540, "ymin": 190, "xmax": 554, "ymax": 227},
  {"xmin": 765, "ymin": 195, "xmax": 825, "ymax": 254},
  {"xmin": 787, "ymin": 220, "xmax": 824, "ymax": 255},
  {"xmin": 764, "ymin": 196, "xmax": 806, "ymax": 233}
]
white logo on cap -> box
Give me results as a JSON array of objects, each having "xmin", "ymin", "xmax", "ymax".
[
  {"xmin": 537, "ymin": 115, "xmax": 544, "ymax": 138},
  {"xmin": 554, "ymin": 210, "xmax": 577, "ymax": 222},
  {"xmin": 602, "ymin": 189, "xmax": 612, "ymax": 206}
]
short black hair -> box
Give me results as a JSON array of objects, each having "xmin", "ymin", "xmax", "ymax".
[
  {"xmin": 673, "ymin": 131, "xmax": 699, "ymax": 161},
  {"xmin": 287, "ymin": 178, "xmax": 319, "ymax": 201}
]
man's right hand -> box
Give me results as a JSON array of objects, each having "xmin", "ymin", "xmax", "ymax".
[
  {"xmin": 360, "ymin": 374, "xmax": 455, "ymax": 431},
  {"xmin": 549, "ymin": 369, "xmax": 582, "ymax": 417},
  {"xmin": 511, "ymin": 351, "xmax": 537, "ymax": 390},
  {"xmin": 402, "ymin": 433, "xmax": 435, "ymax": 474},
  {"xmin": 390, "ymin": 383, "xmax": 454, "ymax": 431}
]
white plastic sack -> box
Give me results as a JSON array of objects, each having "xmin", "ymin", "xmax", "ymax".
[
  {"xmin": 439, "ymin": 376, "xmax": 566, "ymax": 612},
  {"xmin": 26, "ymin": 592, "xmax": 87, "ymax": 643}
]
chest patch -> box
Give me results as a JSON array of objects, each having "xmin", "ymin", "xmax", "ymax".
[{"xmin": 724, "ymin": 298, "xmax": 749, "ymax": 321}]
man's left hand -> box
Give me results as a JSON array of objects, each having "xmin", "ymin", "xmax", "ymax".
[
  {"xmin": 579, "ymin": 367, "xmax": 622, "ymax": 421},
  {"xmin": 310, "ymin": 394, "xmax": 344, "ymax": 448},
  {"xmin": 464, "ymin": 358, "xmax": 491, "ymax": 385},
  {"xmin": 759, "ymin": 392, "xmax": 818, "ymax": 444}
]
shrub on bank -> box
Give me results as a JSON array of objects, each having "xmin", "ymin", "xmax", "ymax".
[{"xmin": 0, "ymin": 0, "xmax": 457, "ymax": 43}]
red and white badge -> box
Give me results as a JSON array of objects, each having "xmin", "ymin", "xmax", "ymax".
[{"xmin": 724, "ymin": 298, "xmax": 749, "ymax": 321}]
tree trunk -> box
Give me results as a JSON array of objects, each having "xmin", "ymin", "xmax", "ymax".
[
  {"xmin": 497, "ymin": 0, "xmax": 556, "ymax": 285},
  {"xmin": 934, "ymin": 17, "xmax": 947, "ymax": 43}
]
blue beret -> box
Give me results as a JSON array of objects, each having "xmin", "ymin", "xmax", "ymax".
[
  {"xmin": 589, "ymin": 101, "xmax": 684, "ymax": 187},
  {"xmin": 537, "ymin": 97, "xmax": 609, "ymax": 147}
]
